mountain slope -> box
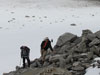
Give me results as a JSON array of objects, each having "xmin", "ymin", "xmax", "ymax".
[{"xmin": 4, "ymin": 29, "xmax": 100, "ymax": 75}]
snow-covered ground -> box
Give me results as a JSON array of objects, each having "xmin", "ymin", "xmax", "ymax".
[
  {"xmin": 85, "ymin": 58, "xmax": 100, "ymax": 75},
  {"xmin": 0, "ymin": 0, "xmax": 100, "ymax": 75}
]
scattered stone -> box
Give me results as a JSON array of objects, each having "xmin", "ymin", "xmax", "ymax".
[
  {"xmin": 70, "ymin": 23, "xmax": 76, "ymax": 26},
  {"xmin": 92, "ymin": 14, "xmax": 94, "ymax": 16},
  {"xmin": 11, "ymin": 12, "xmax": 14, "ymax": 14},
  {"xmin": 0, "ymin": 27, "xmax": 2, "ymax": 29},
  {"xmin": 12, "ymin": 18, "xmax": 15, "ymax": 20},
  {"xmin": 25, "ymin": 15, "xmax": 30, "ymax": 18},
  {"xmin": 44, "ymin": 16, "xmax": 47, "ymax": 18},
  {"xmin": 32, "ymin": 16, "xmax": 35, "ymax": 18},
  {"xmin": 40, "ymin": 20, "xmax": 43, "ymax": 22}
]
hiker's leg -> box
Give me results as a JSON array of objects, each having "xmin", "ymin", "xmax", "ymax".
[
  {"xmin": 23, "ymin": 57, "xmax": 25, "ymax": 68},
  {"xmin": 41, "ymin": 49, "xmax": 44, "ymax": 61},
  {"xmin": 42, "ymin": 50, "xmax": 47, "ymax": 62},
  {"xmin": 27, "ymin": 57, "xmax": 30, "ymax": 67},
  {"xmin": 41, "ymin": 49, "xmax": 43, "ymax": 58}
]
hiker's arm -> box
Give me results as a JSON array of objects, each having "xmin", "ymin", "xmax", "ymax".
[{"xmin": 49, "ymin": 42, "xmax": 53, "ymax": 52}]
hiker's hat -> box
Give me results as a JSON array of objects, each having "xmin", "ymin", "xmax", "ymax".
[{"xmin": 44, "ymin": 37, "xmax": 49, "ymax": 40}]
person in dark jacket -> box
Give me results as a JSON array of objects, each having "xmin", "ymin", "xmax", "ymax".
[
  {"xmin": 41, "ymin": 37, "xmax": 53, "ymax": 62},
  {"xmin": 20, "ymin": 46, "xmax": 30, "ymax": 68}
]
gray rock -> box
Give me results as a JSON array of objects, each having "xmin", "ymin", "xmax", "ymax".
[
  {"xmin": 73, "ymin": 62, "xmax": 80, "ymax": 67},
  {"xmin": 43, "ymin": 61, "xmax": 50, "ymax": 67},
  {"xmin": 82, "ymin": 29, "xmax": 93, "ymax": 37},
  {"xmin": 49, "ymin": 54, "xmax": 66, "ymax": 68},
  {"xmin": 95, "ymin": 30, "xmax": 100, "ymax": 39},
  {"xmin": 87, "ymin": 52, "xmax": 94, "ymax": 60},
  {"xmin": 49, "ymin": 55, "xmax": 61, "ymax": 63},
  {"xmin": 89, "ymin": 38, "xmax": 100, "ymax": 47},
  {"xmin": 65, "ymin": 55, "xmax": 73, "ymax": 64},
  {"xmin": 59, "ymin": 44, "xmax": 71, "ymax": 53},
  {"xmin": 31, "ymin": 59, "xmax": 42, "ymax": 68},
  {"xmin": 56, "ymin": 33, "xmax": 77, "ymax": 46},
  {"xmin": 90, "ymin": 46, "xmax": 100, "ymax": 56},
  {"xmin": 72, "ymin": 66, "xmax": 85, "ymax": 71},
  {"xmin": 39, "ymin": 67, "xmax": 72, "ymax": 75},
  {"xmin": 81, "ymin": 63, "xmax": 91, "ymax": 69},
  {"xmin": 16, "ymin": 66, "xmax": 20, "ymax": 71},
  {"xmin": 73, "ymin": 37, "xmax": 82, "ymax": 45},
  {"xmin": 3, "ymin": 71, "xmax": 15, "ymax": 75},
  {"xmin": 87, "ymin": 33, "xmax": 96, "ymax": 41},
  {"xmin": 59, "ymin": 58, "xmax": 66, "ymax": 68}
]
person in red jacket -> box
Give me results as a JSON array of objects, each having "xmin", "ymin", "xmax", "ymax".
[{"xmin": 41, "ymin": 37, "xmax": 53, "ymax": 62}]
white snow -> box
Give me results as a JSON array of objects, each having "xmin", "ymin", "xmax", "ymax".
[
  {"xmin": 85, "ymin": 58, "xmax": 100, "ymax": 75},
  {"xmin": 0, "ymin": 0, "xmax": 100, "ymax": 75},
  {"xmin": 85, "ymin": 67, "xmax": 100, "ymax": 75}
]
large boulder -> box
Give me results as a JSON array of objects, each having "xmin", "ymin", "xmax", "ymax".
[
  {"xmin": 56, "ymin": 33, "xmax": 77, "ymax": 46},
  {"xmin": 87, "ymin": 33, "xmax": 96, "ymax": 41},
  {"xmin": 89, "ymin": 38, "xmax": 100, "ymax": 47},
  {"xmin": 95, "ymin": 30, "xmax": 100, "ymax": 39},
  {"xmin": 82, "ymin": 29, "xmax": 93, "ymax": 37}
]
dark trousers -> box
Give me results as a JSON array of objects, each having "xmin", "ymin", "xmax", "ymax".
[{"xmin": 22, "ymin": 57, "xmax": 30, "ymax": 68}]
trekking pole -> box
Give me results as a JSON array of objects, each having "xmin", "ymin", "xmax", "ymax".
[{"xmin": 19, "ymin": 58, "xmax": 22, "ymax": 66}]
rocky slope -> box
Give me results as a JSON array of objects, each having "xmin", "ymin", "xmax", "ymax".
[{"xmin": 3, "ymin": 29, "xmax": 100, "ymax": 75}]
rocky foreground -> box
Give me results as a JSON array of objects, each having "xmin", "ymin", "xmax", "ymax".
[{"xmin": 3, "ymin": 29, "xmax": 100, "ymax": 75}]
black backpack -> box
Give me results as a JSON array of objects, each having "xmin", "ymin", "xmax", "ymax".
[{"xmin": 21, "ymin": 46, "xmax": 30, "ymax": 57}]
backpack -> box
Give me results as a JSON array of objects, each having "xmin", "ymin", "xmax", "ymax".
[
  {"xmin": 21, "ymin": 46, "xmax": 30, "ymax": 57},
  {"xmin": 22, "ymin": 49, "xmax": 28, "ymax": 56}
]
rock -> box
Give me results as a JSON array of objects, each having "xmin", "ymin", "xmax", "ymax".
[
  {"xmin": 39, "ymin": 67, "xmax": 72, "ymax": 75},
  {"xmin": 56, "ymin": 33, "xmax": 77, "ymax": 46},
  {"xmin": 89, "ymin": 38, "xmax": 100, "ymax": 47},
  {"xmin": 70, "ymin": 23, "xmax": 76, "ymax": 26},
  {"xmin": 90, "ymin": 46, "xmax": 100, "ymax": 56},
  {"xmin": 3, "ymin": 71, "xmax": 15, "ymax": 75},
  {"xmin": 49, "ymin": 55, "xmax": 61, "ymax": 63},
  {"xmin": 25, "ymin": 15, "xmax": 30, "ymax": 18},
  {"xmin": 73, "ymin": 37, "xmax": 82, "ymax": 45},
  {"xmin": 97, "ymin": 60, "xmax": 100, "ymax": 64},
  {"xmin": 49, "ymin": 54, "xmax": 66, "ymax": 68},
  {"xmin": 73, "ymin": 62, "xmax": 80, "ymax": 67},
  {"xmin": 87, "ymin": 33, "xmax": 96, "ymax": 41},
  {"xmin": 16, "ymin": 66, "xmax": 20, "ymax": 71},
  {"xmin": 59, "ymin": 58, "xmax": 66, "ymax": 68},
  {"xmin": 31, "ymin": 59, "xmax": 42, "ymax": 68},
  {"xmin": 59, "ymin": 44, "xmax": 71, "ymax": 53},
  {"xmin": 65, "ymin": 55, "xmax": 73, "ymax": 64},
  {"xmin": 3, "ymin": 73, "xmax": 8, "ymax": 75},
  {"xmin": 82, "ymin": 29, "xmax": 93, "ymax": 37},
  {"xmin": 95, "ymin": 30, "xmax": 100, "ymax": 39},
  {"xmin": 81, "ymin": 63, "xmax": 91, "ymax": 69},
  {"xmin": 87, "ymin": 52, "xmax": 94, "ymax": 60},
  {"xmin": 72, "ymin": 66, "xmax": 85, "ymax": 71},
  {"xmin": 43, "ymin": 61, "xmax": 50, "ymax": 67}
]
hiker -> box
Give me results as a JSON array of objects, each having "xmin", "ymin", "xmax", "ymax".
[
  {"xmin": 41, "ymin": 37, "xmax": 53, "ymax": 62},
  {"xmin": 20, "ymin": 46, "xmax": 30, "ymax": 68}
]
